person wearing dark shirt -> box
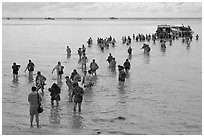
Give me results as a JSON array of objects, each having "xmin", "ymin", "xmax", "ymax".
[
  {"xmin": 25, "ymin": 60, "xmax": 35, "ymax": 76},
  {"xmin": 127, "ymin": 46, "xmax": 132, "ymax": 55},
  {"xmin": 48, "ymin": 83, "xmax": 61, "ymax": 106},
  {"xmin": 107, "ymin": 53, "xmax": 113, "ymax": 65},
  {"xmin": 123, "ymin": 59, "xmax": 131, "ymax": 74},
  {"xmin": 118, "ymin": 65, "xmax": 126, "ymax": 83},
  {"xmin": 12, "ymin": 62, "xmax": 20, "ymax": 81},
  {"xmin": 72, "ymin": 83, "xmax": 84, "ymax": 112}
]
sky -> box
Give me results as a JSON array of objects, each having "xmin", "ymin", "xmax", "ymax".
[{"xmin": 2, "ymin": 2, "xmax": 202, "ymax": 18}]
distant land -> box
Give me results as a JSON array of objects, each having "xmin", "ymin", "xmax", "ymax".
[{"xmin": 2, "ymin": 17, "xmax": 202, "ymax": 20}]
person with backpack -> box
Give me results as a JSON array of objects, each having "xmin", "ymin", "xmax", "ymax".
[
  {"xmin": 48, "ymin": 83, "xmax": 61, "ymax": 106},
  {"xmin": 28, "ymin": 86, "xmax": 42, "ymax": 128},
  {"xmin": 25, "ymin": 60, "xmax": 35, "ymax": 76}
]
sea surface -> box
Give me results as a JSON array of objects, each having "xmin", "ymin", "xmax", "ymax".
[{"xmin": 2, "ymin": 18, "xmax": 202, "ymax": 135}]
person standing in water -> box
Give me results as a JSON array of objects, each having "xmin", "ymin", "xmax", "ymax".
[
  {"xmin": 123, "ymin": 59, "xmax": 131, "ymax": 74},
  {"xmin": 82, "ymin": 45, "xmax": 86, "ymax": 53},
  {"xmin": 70, "ymin": 69, "xmax": 81, "ymax": 84},
  {"xmin": 72, "ymin": 82, "xmax": 84, "ymax": 112},
  {"xmin": 109, "ymin": 57, "xmax": 116, "ymax": 70},
  {"xmin": 28, "ymin": 86, "xmax": 42, "ymax": 128},
  {"xmin": 65, "ymin": 76, "xmax": 73, "ymax": 102},
  {"xmin": 118, "ymin": 65, "xmax": 126, "ymax": 83},
  {"xmin": 36, "ymin": 71, "xmax": 46, "ymax": 94},
  {"xmin": 196, "ymin": 34, "xmax": 199, "ymax": 40},
  {"xmin": 81, "ymin": 53, "xmax": 88, "ymax": 71},
  {"xmin": 25, "ymin": 60, "xmax": 35, "ymax": 76},
  {"xmin": 127, "ymin": 46, "xmax": 132, "ymax": 55},
  {"xmin": 12, "ymin": 62, "xmax": 21, "ymax": 81},
  {"xmin": 66, "ymin": 46, "xmax": 71, "ymax": 56},
  {"xmin": 81, "ymin": 70, "xmax": 94, "ymax": 88},
  {"xmin": 107, "ymin": 53, "xmax": 113, "ymax": 65},
  {"xmin": 48, "ymin": 83, "xmax": 61, "ymax": 106},
  {"xmin": 89, "ymin": 59, "xmax": 99, "ymax": 76},
  {"xmin": 52, "ymin": 61, "xmax": 64, "ymax": 81},
  {"xmin": 78, "ymin": 48, "xmax": 83, "ymax": 61}
]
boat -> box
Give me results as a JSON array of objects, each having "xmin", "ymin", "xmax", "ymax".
[
  {"xmin": 171, "ymin": 25, "xmax": 193, "ymax": 36},
  {"xmin": 45, "ymin": 17, "xmax": 55, "ymax": 20},
  {"xmin": 156, "ymin": 24, "xmax": 193, "ymax": 39},
  {"xmin": 110, "ymin": 17, "xmax": 118, "ymax": 19}
]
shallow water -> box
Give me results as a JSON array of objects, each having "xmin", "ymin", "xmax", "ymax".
[{"xmin": 2, "ymin": 18, "xmax": 202, "ymax": 135}]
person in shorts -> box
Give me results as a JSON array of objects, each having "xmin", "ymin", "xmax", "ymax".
[
  {"xmin": 52, "ymin": 61, "xmax": 64, "ymax": 81},
  {"xmin": 28, "ymin": 86, "xmax": 42, "ymax": 128},
  {"xmin": 25, "ymin": 60, "xmax": 35, "ymax": 76},
  {"xmin": 12, "ymin": 62, "xmax": 20, "ymax": 81}
]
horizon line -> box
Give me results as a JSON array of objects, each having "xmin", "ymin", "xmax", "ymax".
[{"xmin": 2, "ymin": 17, "xmax": 202, "ymax": 19}]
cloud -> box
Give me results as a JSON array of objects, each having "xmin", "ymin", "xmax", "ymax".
[{"xmin": 2, "ymin": 2, "xmax": 202, "ymax": 18}]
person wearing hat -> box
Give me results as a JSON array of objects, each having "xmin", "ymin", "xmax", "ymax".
[
  {"xmin": 12, "ymin": 62, "xmax": 21, "ymax": 81},
  {"xmin": 36, "ymin": 71, "xmax": 46, "ymax": 94},
  {"xmin": 71, "ymin": 83, "xmax": 84, "ymax": 112}
]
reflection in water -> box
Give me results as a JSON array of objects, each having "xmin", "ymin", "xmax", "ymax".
[
  {"xmin": 143, "ymin": 53, "xmax": 151, "ymax": 64},
  {"xmin": 160, "ymin": 47, "xmax": 166, "ymax": 55},
  {"xmin": 50, "ymin": 105, "xmax": 60, "ymax": 125},
  {"xmin": 186, "ymin": 45, "xmax": 191, "ymax": 52},
  {"xmin": 28, "ymin": 74, "xmax": 34, "ymax": 83},
  {"xmin": 67, "ymin": 54, "xmax": 71, "ymax": 59},
  {"xmin": 118, "ymin": 82, "xmax": 126, "ymax": 93},
  {"xmin": 108, "ymin": 67, "xmax": 117, "ymax": 77},
  {"xmin": 117, "ymin": 83, "xmax": 128, "ymax": 117},
  {"xmin": 57, "ymin": 80, "xmax": 63, "ymax": 88},
  {"xmin": 12, "ymin": 79, "xmax": 19, "ymax": 86},
  {"xmin": 128, "ymin": 54, "xmax": 132, "ymax": 60},
  {"xmin": 71, "ymin": 113, "xmax": 84, "ymax": 129}
]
